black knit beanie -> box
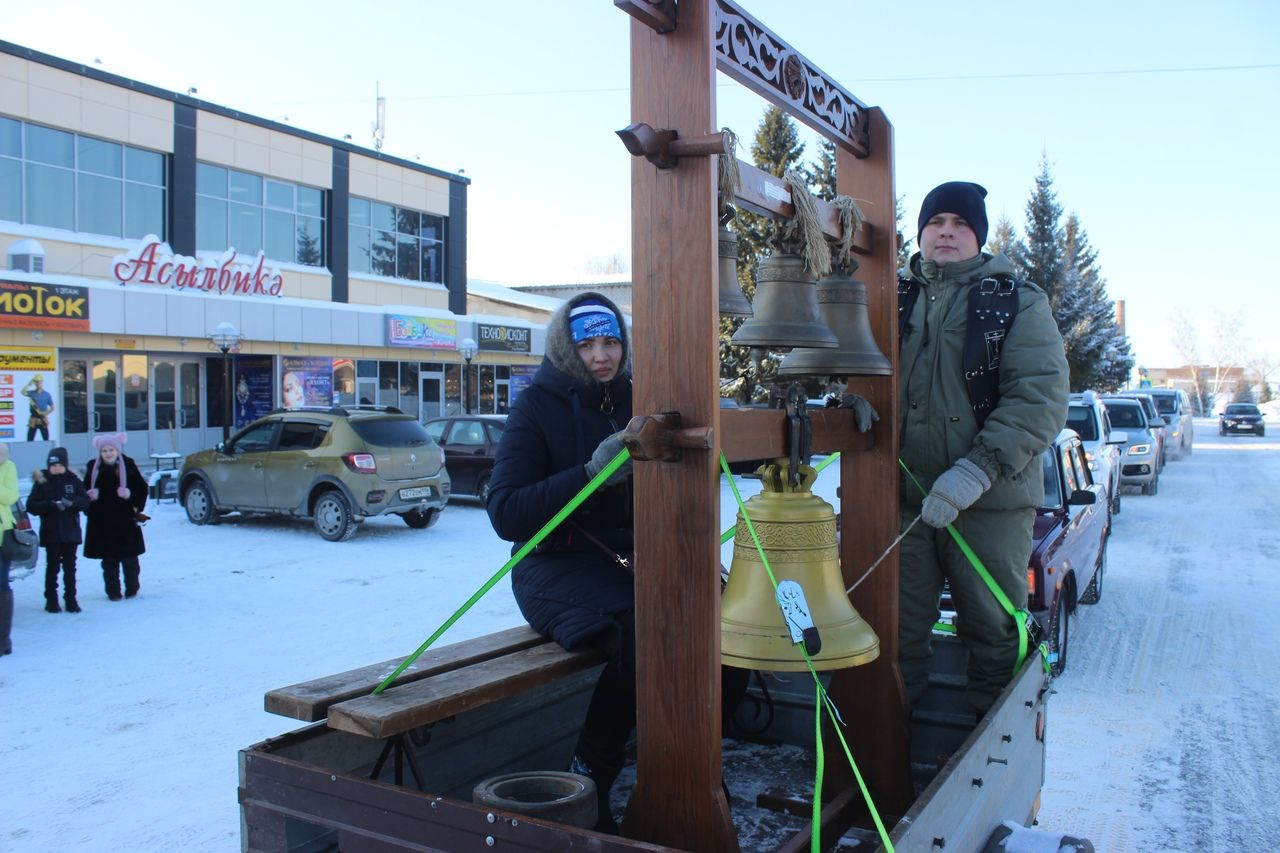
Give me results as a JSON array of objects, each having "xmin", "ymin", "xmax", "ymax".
[{"xmin": 917, "ymin": 181, "xmax": 989, "ymax": 247}]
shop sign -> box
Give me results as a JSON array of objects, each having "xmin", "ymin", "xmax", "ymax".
[
  {"xmin": 281, "ymin": 356, "xmax": 333, "ymax": 407},
  {"xmin": 112, "ymin": 235, "xmax": 283, "ymax": 298},
  {"xmin": 387, "ymin": 314, "xmax": 458, "ymax": 349},
  {"xmin": 478, "ymin": 323, "xmax": 531, "ymax": 353},
  {"xmin": 0, "ymin": 280, "xmax": 90, "ymax": 331},
  {"xmin": 114, "ymin": 338, "xmax": 138, "ymax": 349},
  {"xmin": 0, "ymin": 347, "xmax": 59, "ymax": 443}
]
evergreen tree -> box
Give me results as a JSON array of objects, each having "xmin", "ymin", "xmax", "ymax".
[
  {"xmin": 1008, "ymin": 155, "xmax": 1065, "ymax": 305},
  {"xmin": 896, "ymin": 195, "xmax": 913, "ymax": 270},
  {"xmin": 987, "ymin": 216, "xmax": 1019, "ymax": 260},
  {"xmin": 722, "ymin": 106, "xmax": 807, "ymax": 402},
  {"xmin": 806, "ymin": 138, "xmax": 838, "ymax": 202}
]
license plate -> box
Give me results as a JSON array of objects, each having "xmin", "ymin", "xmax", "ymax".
[{"xmin": 399, "ymin": 487, "xmax": 433, "ymax": 500}]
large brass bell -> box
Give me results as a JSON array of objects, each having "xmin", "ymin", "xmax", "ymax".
[
  {"xmin": 729, "ymin": 254, "xmax": 838, "ymax": 349},
  {"xmin": 718, "ymin": 227, "xmax": 753, "ymax": 317},
  {"xmin": 778, "ymin": 269, "xmax": 892, "ymax": 378},
  {"xmin": 721, "ymin": 460, "xmax": 880, "ymax": 671}
]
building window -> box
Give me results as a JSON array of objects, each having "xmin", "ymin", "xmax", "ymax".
[
  {"xmin": 0, "ymin": 115, "xmax": 166, "ymax": 239},
  {"xmin": 196, "ymin": 163, "xmax": 325, "ymax": 266},
  {"xmin": 348, "ymin": 198, "xmax": 445, "ymax": 284}
]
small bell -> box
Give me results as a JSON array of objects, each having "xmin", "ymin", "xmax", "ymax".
[
  {"xmin": 730, "ymin": 254, "xmax": 838, "ymax": 350},
  {"xmin": 718, "ymin": 226, "xmax": 753, "ymax": 317},
  {"xmin": 778, "ymin": 268, "xmax": 892, "ymax": 378}
]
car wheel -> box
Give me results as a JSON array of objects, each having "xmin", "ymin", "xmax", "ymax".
[
  {"xmin": 184, "ymin": 481, "xmax": 219, "ymax": 526},
  {"xmin": 1260, "ymin": 426, "xmax": 1266, "ymax": 437},
  {"xmin": 477, "ymin": 473, "xmax": 492, "ymax": 503},
  {"xmin": 1049, "ymin": 592, "xmax": 1070, "ymax": 677},
  {"xmin": 1219, "ymin": 426, "xmax": 1225, "ymax": 436},
  {"xmin": 314, "ymin": 490, "xmax": 357, "ymax": 542},
  {"xmin": 1142, "ymin": 475, "xmax": 1159, "ymax": 496},
  {"xmin": 400, "ymin": 508, "xmax": 436, "ymax": 529},
  {"xmin": 1080, "ymin": 545, "xmax": 1106, "ymax": 606}
]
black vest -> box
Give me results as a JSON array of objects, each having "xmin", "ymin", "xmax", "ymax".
[{"xmin": 898, "ymin": 274, "xmax": 1019, "ymax": 429}]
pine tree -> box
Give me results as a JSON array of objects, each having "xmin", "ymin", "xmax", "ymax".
[
  {"xmin": 721, "ymin": 106, "xmax": 807, "ymax": 402},
  {"xmin": 988, "ymin": 216, "xmax": 1019, "ymax": 260},
  {"xmin": 806, "ymin": 138, "xmax": 838, "ymax": 203},
  {"xmin": 1008, "ymin": 155, "xmax": 1065, "ymax": 305},
  {"xmin": 896, "ymin": 195, "xmax": 913, "ymax": 270}
]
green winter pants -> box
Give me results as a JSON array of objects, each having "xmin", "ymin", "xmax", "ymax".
[{"xmin": 898, "ymin": 504, "xmax": 1034, "ymax": 715}]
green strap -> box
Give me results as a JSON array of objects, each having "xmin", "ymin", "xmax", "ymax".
[
  {"xmin": 373, "ymin": 448, "xmax": 630, "ymax": 695},
  {"xmin": 720, "ymin": 453, "xmax": 893, "ymax": 853},
  {"xmin": 898, "ymin": 459, "xmax": 1032, "ymax": 674}
]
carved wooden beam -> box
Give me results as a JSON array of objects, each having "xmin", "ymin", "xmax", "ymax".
[
  {"xmin": 614, "ymin": 0, "xmax": 677, "ymax": 33},
  {"xmin": 714, "ymin": 0, "xmax": 870, "ymax": 157},
  {"xmin": 735, "ymin": 161, "xmax": 873, "ymax": 254}
]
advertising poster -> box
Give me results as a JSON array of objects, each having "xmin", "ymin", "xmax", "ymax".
[
  {"xmin": 0, "ymin": 280, "xmax": 90, "ymax": 331},
  {"xmin": 387, "ymin": 314, "xmax": 457, "ymax": 349},
  {"xmin": 0, "ymin": 346, "xmax": 58, "ymax": 443},
  {"xmin": 233, "ymin": 355, "xmax": 274, "ymax": 428},
  {"xmin": 280, "ymin": 357, "xmax": 333, "ymax": 408},
  {"xmin": 509, "ymin": 365, "xmax": 537, "ymax": 404}
]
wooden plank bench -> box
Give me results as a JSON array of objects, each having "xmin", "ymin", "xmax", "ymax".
[{"xmin": 264, "ymin": 624, "xmax": 606, "ymax": 791}]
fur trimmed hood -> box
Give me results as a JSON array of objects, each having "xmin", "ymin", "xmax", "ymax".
[{"xmin": 544, "ymin": 291, "xmax": 631, "ymax": 386}]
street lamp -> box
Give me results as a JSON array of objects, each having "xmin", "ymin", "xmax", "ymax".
[
  {"xmin": 459, "ymin": 337, "xmax": 477, "ymax": 414},
  {"xmin": 209, "ymin": 321, "xmax": 242, "ymax": 443}
]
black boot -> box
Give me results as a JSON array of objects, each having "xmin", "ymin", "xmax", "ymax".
[
  {"xmin": 65, "ymin": 596, "xmax": 81, "ymax": 613},
  {"xmin": 64, "ymin": 565, "xmax": 79, "ymax": 613},
  {"xmin": 103, "ymin": 560, "xmax": 123, "ymax": 601},
  {"xmin": 45, "ymin": 597, "xmax": 61, "ymax": 614},
  {"xmin": 568, "ymin": 755, "xmax": 620, "ymax": 834},
  {"xmin": 44, "ymin": 562, "xmax": 60, "ymax": 613},
  {"xmin": 123, "ymin": 558, "xmax": 141, "ymax": 598},
  {"xmin": 1, "ymin": 588, "xmax": 13, "ymax": 655}
]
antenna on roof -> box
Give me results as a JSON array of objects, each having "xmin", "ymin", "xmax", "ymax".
[{"xmin": 373, "ymin": 83, "xmax": 386, "ymax": 151}]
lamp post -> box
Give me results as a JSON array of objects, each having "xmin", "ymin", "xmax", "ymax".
[
  {"xmin": 209, "ymin": 321, "xmax": 242, "ymax": 443},
  {"xmin": 459, "ymin": 337, "xmax": 477, "ymax": 414}
]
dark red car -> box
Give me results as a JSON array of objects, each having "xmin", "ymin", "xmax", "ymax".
[
  {"xmin": 424, "ymin": 414, "xmax": 507, "ymax": 502},
  {"xmin": 1028, "ymin": 429, "xmax": 1111, "ymax": 675}
]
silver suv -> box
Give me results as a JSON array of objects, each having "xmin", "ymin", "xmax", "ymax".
[
  {"xmin": 179, "ymin": 405, "xmax": 450, "ymax": 541},
  {"xmin": 1100, "ymin": 396, "xmax": 1161, "ymax": 496},
  {"xmin": 1123, "ymin": 388, "xmax": 1193, "ymax": 459},
  {"xmin": 1066, "ymin": 391, "xmax": 1126, "ymax": 516}
]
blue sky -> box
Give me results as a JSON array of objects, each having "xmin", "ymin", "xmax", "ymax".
[{"xmin": 6, "ymin": 0, "xmax": 1278, "ymax": 373}]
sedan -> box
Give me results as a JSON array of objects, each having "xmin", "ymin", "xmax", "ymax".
[
  {"xmin": 424, "ymin": 415, "xmax": 507, "ymax": 502},
  {"xmin": 1027, "ymin": 429, "xmax": 1111, "ymax": 676},
  {"xmin": 1219, "ymin": 403, "xmax": 1265, "ymax": 436}
]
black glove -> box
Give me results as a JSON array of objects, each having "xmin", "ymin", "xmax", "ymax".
[
  {"xmin": 54, "ymin": 498, "xmax": 71, "ymax": 511},
  {"xmin": 838, "ymin": 393, "xmax": 881, "ymax": 433},
  {"xmin": 584, "ymin": 433, "xmax": 633, "ymax": 487}
]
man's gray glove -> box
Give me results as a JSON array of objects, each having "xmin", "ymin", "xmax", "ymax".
[
  {"xmin": 584, "ymin": 433, "xmax": 633, "ymax": 487},
  {"xmin": 921, "ymin": 458, "xmax": 991, "ymax": 528},
  {"xmin": 838, "ymin": 393, "xmax": 881, "ymax": 433},
  {"xmin": 54, "ymin": 498, "xmax": 71, "ymax": 511}
]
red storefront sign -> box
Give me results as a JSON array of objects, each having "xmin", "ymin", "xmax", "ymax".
[{"xmin": 113, "ymin": 237, "xmax": 283, "ymax": 298}]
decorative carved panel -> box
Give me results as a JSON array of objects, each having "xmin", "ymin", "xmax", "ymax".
[{"xmin": 714, "ymin": 0, "xmax": 870, "ymax": 157}]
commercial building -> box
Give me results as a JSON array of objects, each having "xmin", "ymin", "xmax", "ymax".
[{"xmin": 0, "ymin": 40, "xmax": 558, "ymax": 476}]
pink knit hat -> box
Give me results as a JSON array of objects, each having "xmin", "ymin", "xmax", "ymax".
[{"xmin": 88, "ymin": 433, "xmax": 128, "ymax": 499}]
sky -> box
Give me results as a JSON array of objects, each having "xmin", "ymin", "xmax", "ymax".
[
  {"xmin": 4, "ymin": 0, "xmax": 1279, "ymax": 373},
  {"xmin": 2, "ymin": 421, "xmax": 1278, "ymax": 850}
]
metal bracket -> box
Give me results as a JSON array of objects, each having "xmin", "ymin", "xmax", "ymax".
[{"xmin": 784, "ymin": 384, "xmax": 811, "ymax": 487}]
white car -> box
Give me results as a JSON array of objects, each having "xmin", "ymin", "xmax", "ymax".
[{"xmin": 1066, "ymin": 391, "xmax": 1127, "ymax": 516}]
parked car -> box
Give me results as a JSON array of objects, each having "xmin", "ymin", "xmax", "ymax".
[
  {"xmin": 1124, "ymin": 387, "xmax": 1194, "ymax": 458},
  {"xmin": 5, "ymin": 497, "xmax": 40, "ymax": 581},
  {"xmin": 1027, "ymin": 429, "xmax": 1111, "ymax": 676},
  {"xmin": 1101, "ymin": 396, "xmax": 1162, "ymax": 495},
  {"xmin": 1115, "ymin": 391, "xmax": 1168, "ymax": 468},
  {"xmin": 178, "ymin": 405, "xmax": 450, "ymax": 541},
  {"xmin": 1219, "ymin": 402, "xmax": 1265, "ymax": 436},
  {"xmin": 424, "ymin": 414, "xmax": 507, "ymax": 501},
  {"xmin": 1066, "ymin": 391, "xmax": 1125, "ymax": 516}
]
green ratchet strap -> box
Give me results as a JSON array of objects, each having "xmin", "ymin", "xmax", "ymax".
[
  {"xmin": 721, "ymin": 453, "xmax": 893, "ymax": 853},
  {"xmin": 372, "ymin": 447, "xmax": 630, "ymax": 695},
  {"xmin": 898, "ymin": 459, "xmax": 1046, "ymax": 674}
]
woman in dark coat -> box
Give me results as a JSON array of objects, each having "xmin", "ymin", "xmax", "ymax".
[
  {"xmin": 83, "ymin": 433, "xmax": 148, "ymax": 600},
  {"xmin": 486, "ymin": 292, "xmax": 637, "ymax": 831}
]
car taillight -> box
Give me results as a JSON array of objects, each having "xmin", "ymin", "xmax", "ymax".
[
  {"xmin": 341, "ymin": 452, "xmax": 377, "ymax": 473},
  {"xmin": 1026, "ymin": 567, "xmax": 1036, "ymax": 598}
]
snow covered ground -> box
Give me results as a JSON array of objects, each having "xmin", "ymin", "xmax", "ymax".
[{"xmin": 2, "ymin": 417, "xmax": 1277, "ymax": 851}]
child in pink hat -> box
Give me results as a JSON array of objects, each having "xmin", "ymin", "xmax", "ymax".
[{"xmin": 83, "ymin": 433, "xmax": 149, "ymax": 600}]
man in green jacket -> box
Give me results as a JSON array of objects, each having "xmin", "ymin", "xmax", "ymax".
[{"xmin": 898, "ymin": 181, "xmax": 1068, "ymax": 714}]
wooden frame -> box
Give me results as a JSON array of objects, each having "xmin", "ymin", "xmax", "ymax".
[{"xmin": 618, "ymin": 0, "xmax": 907, "ymax": 849}]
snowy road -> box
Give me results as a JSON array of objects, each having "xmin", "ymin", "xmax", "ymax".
[
  {"xmin": 1036, "ymin": 419, "xmax": 1280, "ymax": 850},
  {"xmin": 2, "ymin": 417, "xmax": 1277, "ymax": 851}
]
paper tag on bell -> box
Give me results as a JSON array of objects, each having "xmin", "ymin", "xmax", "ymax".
[{"xmin": 776, "ymin": 580, "xmax": 821, "ymax": 655}]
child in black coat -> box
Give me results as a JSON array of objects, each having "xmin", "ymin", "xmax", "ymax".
[
  {"xmin": 28, "ymin": 447, "xmax": 91, "ymax": 613},
  {"xmin": 83, "ymin": 433, "xmax": 149, "ymax": 600}
]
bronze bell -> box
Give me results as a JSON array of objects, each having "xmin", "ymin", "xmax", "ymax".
[
  {"xmin": 778, "ymin": 270, "xmax": 892, "ymax": 378},
  {"xmin": 721, "ymin": 460, "xmax": 880, "ymax": 671},
  {"xmin": 718, "ymin": 226, "xmax": 753, "ymax": 317},
  {"xmin": 729, "ymin": 254, "xmax": 838, "ymax": 350}
]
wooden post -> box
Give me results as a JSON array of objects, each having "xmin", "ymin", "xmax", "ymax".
[
  {"xmin": 824, "ymin": 106, "xmax": 915, "ymax": 814},
  {"xmin": 622, "ymin": 0, "xmax": 738, "ymax": 849}
]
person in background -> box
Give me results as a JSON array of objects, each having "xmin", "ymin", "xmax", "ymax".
[
  {"xmin": 896, "ymin": 181, "xmax": 1069, "ymax": 715},
  {"xmin": 23, "ymin": 374, "xmax": 55, "ymax": 442},
  {"xmin": 486, "ymin": 292, "xmax": 747, "ymax": 831},
  {"xmin": 0, "ymin": 443, "xmax": 19, "ymax": 655},
  {"xmin": 83, "ymin": 433, "xmax": 149, "ymax": 601},
  {"xmin": 27, "ymin": 447, "xmax": 90, "ymax": 613}
]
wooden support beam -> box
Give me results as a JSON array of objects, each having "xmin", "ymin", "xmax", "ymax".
[
  {"xmin": 825, "ymin": 106, "xmax": 916, "ymax": 815},
  {"xmin": 735, "ymin": 160, "xmax": 873, "ymax": 254},
  {"xmin": 614, "ymin": 0, "xmax": 677, "ymax": 33}
]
